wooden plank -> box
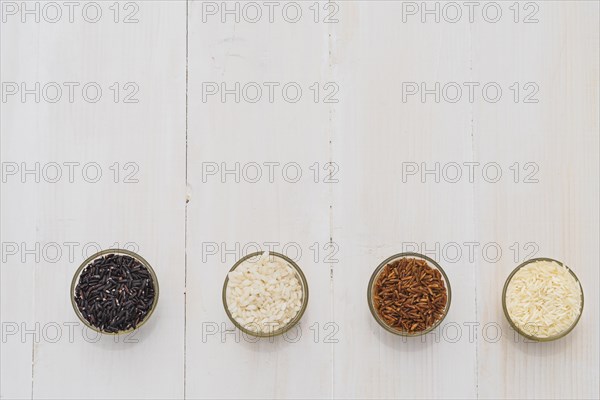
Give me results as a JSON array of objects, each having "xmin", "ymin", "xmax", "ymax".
[
  {"xmin": 185, "ymin": 1, "xmax": 333, "ymax": 398},
  {"xmin": 1, "ymin": 9, "xmax": 40, "ymax": 399},
  {"xmin": 1, "ymin": 2, "xmax": 187, "ymax": 398},
  {"xmin": 472, "ymin": 2, "xmax": 600, "ymax": 399},
  {"xmin": 331, "ymin": 2, "xmax": 477, "ymax": 399}
]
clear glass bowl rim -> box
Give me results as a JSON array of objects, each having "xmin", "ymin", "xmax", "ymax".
[
  {"xmin": 501, "ymin": 257, "xmax": 584, "ymax": 342},
  {"xmin": 70, "ymin": 248, "xmax": 160, "ymax": 335},
  {"xmin": 222, "ymin": 251, "xmax": 309, "ymax": 338},
  {"xmin": 367, "ymin": 252, "xmax": 452, "ymax": 337}
]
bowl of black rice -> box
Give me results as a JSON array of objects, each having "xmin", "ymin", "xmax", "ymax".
[{"xmin": 71, "ymin": 249, "xmax": 159, "ymax": 334}]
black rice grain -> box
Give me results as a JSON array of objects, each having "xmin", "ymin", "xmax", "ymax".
[{"xmin": 74, "ymin": 254, "xmax": 156, "ymax": 333}]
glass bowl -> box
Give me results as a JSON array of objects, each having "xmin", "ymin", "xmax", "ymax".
[
  {"xmin": 367, "ymin": 252, "xmax": 452, "ymax": 336},
  {"xmin": 222, "ymin": 251, "xmax": 309, "ymax": 338},
  {"xmin": 502, "ymin": 257, "xmax": 584, "ymax": 342},
  {"xmin": 70, "ymin": 248, "xmax": 160, "ymax": 335}
]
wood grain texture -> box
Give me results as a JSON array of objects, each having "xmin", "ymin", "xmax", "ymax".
[
  {"xmin": 330, "ymin": 3, "xmax": 477, "ymax": 398},
  {"xmin": 1, "ymin": 1, "xmax": 598, "ymax": 399},
  {"xmin": 1, "ymin": 2, "xmax": 187, "ymax": 399},
  {"xmin": 185, "ymin": 1, "xmax": 332, "ymax": 398},
  {"xmin": 472, "ymin": 3, "xmax": 600, "ymax": 399}
]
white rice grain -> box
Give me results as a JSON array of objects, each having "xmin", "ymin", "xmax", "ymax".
[{"xmin": 226, "ymin": 252, "xmax": 303, "ymax": 334}]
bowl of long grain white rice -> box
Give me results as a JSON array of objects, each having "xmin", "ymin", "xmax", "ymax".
[{"xmin": 502, "ymin": 258, "xmax": 584, "ymax": 341}]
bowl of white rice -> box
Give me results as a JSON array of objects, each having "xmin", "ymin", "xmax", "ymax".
[
  {"xmin": 502, "ymin": 257, "xmax": 584, "ymax": 341},
  {"xmin": 222, "ymin": 251, "xmax": 309, "ymax": 337}
]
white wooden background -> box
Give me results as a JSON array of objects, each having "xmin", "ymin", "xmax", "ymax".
[{"xmin": 1, "ymin": 1, "xmax": 598, "ymax": 399}]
